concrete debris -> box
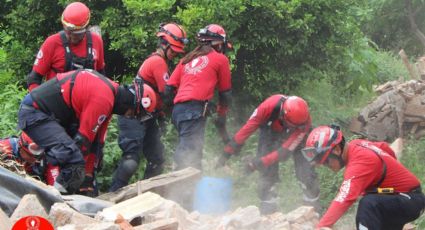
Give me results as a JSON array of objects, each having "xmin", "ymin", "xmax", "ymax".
[
  {"xmin": 57, "ymin": 222, "xmax": 120, "ymax": 230},
  {"xmin": 5, "ymin": 170, "xmax": 321, "ymax": 230},
  {"xmin": 350, "ymin": 78, "xmax": 425, "ymax": 143},
  {"xmin": 49, "ymin": 202, "xmax": 99, "ymax": 227},
  {"xmin": 10, "ymin": 194, "xmax": 48, "ymax": 223},
  {"xmin": 0, "ymin": 208, "xmax": 11, "ymax": 230}
]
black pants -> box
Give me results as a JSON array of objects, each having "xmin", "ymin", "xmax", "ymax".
[
  {"xmin": 257, "ymin": 126, "xmax": 320, "ymax": 214},
  {"xmin": 356, "ymin": 191, "xmax": 425, "ymax": 230},
  {"xmin": 172, "ymin": 101, "xmax": 206, "ymax": 170},
  {"xmin": 17, "ymin": 99, "xmax": 85, "ymax": 194},
  {"xmin": 109, "ymin": 116, "xmax": 164, "ymax": 192}
]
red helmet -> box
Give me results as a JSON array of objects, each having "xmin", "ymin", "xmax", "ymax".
[
  {"xmin": 19, "ymin": 132, "xmax": 44, "ymax": 158},
  {"xmin": 61, "ymin": 2, "xmax": 90, "ymax": 33},
  {"xmin": 302, "ymin": 126, "xmax": 343, "ymax": 164},
  {"xmin": 282, "ymin": 96, "xmax": 310, "ymax": 126},
  {"xmin": 131, "ymin": 77, "xmax": 157, "ymax": 121},
  {"xmin": 197, "ymin": 24, "xmax": 233, "ymax": 51},
  {"xmin": 156, "ymin": 23, "xmax": 188, "ymax": 53}
]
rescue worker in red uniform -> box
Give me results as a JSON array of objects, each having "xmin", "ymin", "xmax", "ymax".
[
  {"xmin": 165, "ymin": 24, "xmax": 232, "ymax": 170},
  {"xmin": 0, "ymin": 132, "xmax": 59, "ymax": 185},
  {"xmin": 303, "ymin": 125, "xmax": 425, "ymax": 230},
  {"xmin": 26, "ymin": 2, "xmax": 105, "ymax": 91},
  {"xmin": 217, "ymin": 95, "xmax": 321, "ymax": 214},
  {"xmin": 18, "ymin": 69, "xmax": 156, "ymax": 195},
  {"xmin": 109, "ymin": 23, "xmax": 188, "ymax": 192}
]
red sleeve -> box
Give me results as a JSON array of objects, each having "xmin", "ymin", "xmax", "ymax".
[
  {"xmin": 84, "ymin": 153, "xmax": 96, "ymax": 175},
  {"xmin": 217, "ymin": 55, "xmax": 232, "ymax": 92},
  {"xmin": 318, "ymin": 148, "xmax": 380, "ymax": 227},
  {"xmin": 152, "ymin": 59, "xmax": 169, "ymax": 93},
  {"xmin": 78, "ymin": 99, "xmax": 113, "ymax": 143},
  {"xmin": 44, "ymin": 163, "xmax": 60, "ymax": 186},
  {"xmin": 32, "ymin": 36, "xmax": 55, "ymax": 77},
  {"xmin": 167, "ymin": 61, "xmax": 183, "ymax": 88},
  {"xmin": 233, "ymin": 103, "xmax": 269, "ymax": 145},
  {"xmin": 93, "ymin": 33, "xmax": 105, "ymax": 71}
]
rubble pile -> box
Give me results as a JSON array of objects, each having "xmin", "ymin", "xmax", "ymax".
[
  {"xmin": 4, "ymin": 192, "xmax": 320, "ymax": 230},
  {"xmin": 350, "ymin": 79, "xmax": 425, "ymax": 141},
  {"xmin": 2, "ymin": 167, "xmax": 321, "ymax": 230}
]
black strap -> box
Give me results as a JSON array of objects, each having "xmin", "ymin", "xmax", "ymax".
[
  {"xmin": 267, "ymin": 96, "xmax": 286, "ymax": 126},
  {"xmin": 60, "ymin": 31, "xmax": 73, "ymax": 72},
  {"xmin": 356, "ymin": 143, "xmax": 387, "ymax": 189},
  {"xmin": 86, "ymin": 31, "xmax": 93, "ymax": 63},
  {"xmin": 59, "ymin": 31, "xmax": 94, "ymax": 72}
]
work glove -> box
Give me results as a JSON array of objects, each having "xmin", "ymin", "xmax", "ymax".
[
  {"xmin": 214, "ymin": 115, "xmax": 230, "ymax": 143},
  {"xmin": 215, "ymin": 152, "xmax": 232, "ymax": 169},
  {"xmin": 55, "ymin": 163, "xmax": 85, "ymax": 194},
  {"xmin": 243, "ymin": 157, "xmax": 264, "ymax": 176},
  {"xmin": 224, "ymin": 139, "xmax": 242, "ymax": 155},
  {"xmin": 77, "ymin": 175, "xmax": 96, "ymax": 197}
]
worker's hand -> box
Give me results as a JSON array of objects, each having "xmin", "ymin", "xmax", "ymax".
[
  {"xmin": 224, "ymin": 140, "xmax": 242, "ymax": 155},
  {"xmin": 243, "ymin": 157, "xmax": 264, "ymax": 175},
  {"xmin": 215, "ymin": 152, "xmax": 231, "ymax": 169},
  {"xmin": 214, "ymin": 115, "xmax": 226, "ymax": 129},
  {"xmin": 78, "ymin": 175, "xmax": 95, "ymax": 197}
]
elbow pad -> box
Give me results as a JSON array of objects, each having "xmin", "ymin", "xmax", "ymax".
[
  {"xmin": 27, "ymin": 70, "xmax": 43, "ymax": 88},
  {"xmin": 74, "ymin": 133, "xmax": 92, "ymax": 156},
  {"xmin": 218, "ymin": 90, "xmax": 232, "ymax": 107},
  {"xmin": 163, "ymin": 85, "xmax": 176, "ymax": 106}
]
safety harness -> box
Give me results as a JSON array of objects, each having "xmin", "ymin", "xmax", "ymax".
[
  {"xmin": 266, "ymin": 96, "xmax": 287, "ymax": 126},
  {"xmin": 30, "ymin": 70, "xmax": 115, "ymax": 126},
  {"xmin": 356, "ymin": 143, "xmax": 388, "ymax": 193},
  {"xmin": 56, "ymin": 31, "xmax": 94, "ymax": 73}
]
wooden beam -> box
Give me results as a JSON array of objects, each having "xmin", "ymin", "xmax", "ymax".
[{"xmin": 97, "ymin": 167, "xmax": 201, "ymax": 204}]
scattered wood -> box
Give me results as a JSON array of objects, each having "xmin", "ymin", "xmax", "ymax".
[
  {"xmin": 399, "ymin": 49, "xmax": 417, "ymax": 80},
  {"xmin": 97, "ymin": 167, "xmax": 201, "ymax": 204},
  {"xmin": 97, "ymin": 192, "xmax": 165, "ymax": 223},
  {"xmin": 350, "ymin": 78, "xmax": 425, "ymax": 141}
]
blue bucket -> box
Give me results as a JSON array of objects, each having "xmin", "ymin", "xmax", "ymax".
[{"xmin": 193, "ymin": 176, "xmax": 233, "ymax": 214}]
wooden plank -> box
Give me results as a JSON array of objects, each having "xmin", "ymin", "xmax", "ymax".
[
  {"xmin": 97, "ymin": 167, "xmax": 201, "ymax": 204},
  {"xmin": 98, "ymin": 192, "xmax": 165, "ymax": 222},
  {"xmin": 390, "ymin": 138, "xmax": 403, "ymax": 160},
  {"xmin": 399, "ymin": 49, "xmax": 418, "ymax": 80}
]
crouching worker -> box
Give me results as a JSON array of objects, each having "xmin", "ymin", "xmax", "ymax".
[
  {"xmin": 302, "ymin": 125, "xmax": 425, "ymax": 230},
  {"xmin": 0, "ymin": 132, "xmax": 59, "ymax": 185},
  {"xmin": 216, "ymin": 95, "xmax": 320, "ymax": 214},
  {"xmin": 18, "ymin": 69, "xmax": 157, "ymax": 195}
]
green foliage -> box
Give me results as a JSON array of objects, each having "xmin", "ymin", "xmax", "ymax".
[{"xmin": 362, "ymin": 0, "xmax": 425, "ymax": 56}]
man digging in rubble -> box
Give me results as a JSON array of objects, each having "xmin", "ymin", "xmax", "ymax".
[
  {"xmin": 216, "ymin": 94, "xmax": 321, "ymax": 214},
  {"xmin": 303, "ymin": 125, "xmax": 425, "ymax": 230},
  {"xmin": 17, "ymin": 69, "xmax": 156, "ymax": 196},
  {"xmin": 0, "ymin": 132, "xmax": 59, "ymax": 185}
]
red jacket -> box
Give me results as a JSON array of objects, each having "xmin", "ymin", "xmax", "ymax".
[
  {"xmin": 137, "ymin": 53, "xmax": 169, "ymax": 110},
  {"xmin": 167, "ymin": 50, "xmax": 232, "ymax": 114},
  {"xmin": 0, "ymin": 137, "xmax": 59, "ymax": 185},
  {"xmin": 53, "ymin": 70, "xmax": 117, "ymax": 144},
  {"xmin": 317, "ymin": 139, "xmax": 421, "ymax": 228},
  {"xmin": 31, "ymin": 70, "xmax": 117, "ymax": 174},
  {"xmin": 30, "ymin": 31, "xmax": 105, "ymax": 89},
  {"xmin": 233, "ymin": 94, "xmax": 311, "ymax": 165}
]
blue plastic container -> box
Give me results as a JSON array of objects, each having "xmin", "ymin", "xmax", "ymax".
[{"xmin": 193, "ymin": 176, "xmax": 233, "ymax": 214}]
